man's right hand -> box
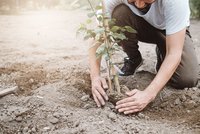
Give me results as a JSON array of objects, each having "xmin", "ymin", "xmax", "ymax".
[{"xmin": 91, "ymin": 76, "xmax": 109, "ymax": 107}]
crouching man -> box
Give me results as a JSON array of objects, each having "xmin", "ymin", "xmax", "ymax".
[{"xmin": 88, "ymin": 0, "xmax": 199, "ymax": 114}]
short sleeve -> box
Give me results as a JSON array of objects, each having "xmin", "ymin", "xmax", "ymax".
[{"xmin": 164, "ymin": 0, "xmax": 190, "ymax": 35}]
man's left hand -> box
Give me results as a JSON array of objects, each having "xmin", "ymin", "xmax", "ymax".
[{"xmin": 115, "ymin": 89, "xmax": 156, "ymax": 114}]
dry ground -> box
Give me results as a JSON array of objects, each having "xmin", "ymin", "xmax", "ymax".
[{"xmin": 0, "ymin": 10, "xmax": 200, "ymax": 134}]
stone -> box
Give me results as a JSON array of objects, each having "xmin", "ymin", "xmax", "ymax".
[
  {"xmin": 184, "ymin": 100, "xmax": 196, "ymax": 109},
  {"xmin": 83, "ymin": 104, "xmax": 92, "ymax": 109},
  {"xmin": 107, "ymin": 112, "xmax": 117, "ymax": 121},
  {"xmin": 53, "ymin": 112, "xmax": 60, "ymax": 118},
  {"xmin": 15, "ymin": 116, "xmax": 23, "ymax": 122},
  {"xmin": 192, "ymin": 87, "xmax": 198, "ymax": 91},
  {"xmin": 80, "ymin": 95, "xmax": 90, "ymax": 102},
  {"xmin": 31, "ymin": 127, "xmax": 36, "ymax": 133},
  {"xmin": 180, "ymin": 95, "xmax": 187, "ymax": 102},
  {"xmin": 74, "ymin": 121, "xmax": 80, "ymax": 127},
  {"xmin": 43, "ymin": 127, "xmax": 51, "ymax": 132},
  {"xmin": 174, "ymin": 98, "xmax": 181, "ymax": 105},
  {"xmin": 137, "ymin": 113, "xmax": 145, "ymax": 119},
  {"xmin": 23, "ymin": 127, "xmax": 29, "ymax": 133},
  {"xmin": 49, "ymin": 117, "xmax": 59, "ymax": 124},
  {"xmin": 29, "ymin": 79, "xmax": 34, "ymax": 84}
]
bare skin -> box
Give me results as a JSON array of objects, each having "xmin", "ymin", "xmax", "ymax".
[{"xmin": 89, "ymin": 0, "xmax": 186, "ymax": 114}]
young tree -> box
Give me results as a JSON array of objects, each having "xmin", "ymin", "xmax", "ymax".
[{"xmin": 77, "ymin": 0, "xmax": 136, "ymax": 100}]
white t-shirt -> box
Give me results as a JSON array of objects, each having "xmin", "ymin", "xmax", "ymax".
[{"xmin": 105, "ymin": 0, "xmax": 190, "ymax": 35}]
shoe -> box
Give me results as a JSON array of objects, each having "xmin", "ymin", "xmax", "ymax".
[
  {"xmin": 155, "ymin": 47, "xmax": 163, "ymax": 72},
  {"xmin": 119, "ymin": 55, "xmax": 143, "ymax": 76}
]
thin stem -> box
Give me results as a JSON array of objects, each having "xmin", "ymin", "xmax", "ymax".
[
  {"xmin": 86, "ymin": 0, "xmax": 95, "ymax": 13},
  {"xmin": 86, "ymin": 0, "xmax": 98, "ymax": 19}
]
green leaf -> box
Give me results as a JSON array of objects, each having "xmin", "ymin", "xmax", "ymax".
[
  {"xmin": 95, "ymin": 33, "xmax": 103, "ymax": 41},
  {"xmin": 96, "ymin": 43, "xmax": 107, "ymax": 59},
  {"xmin": 87, "ymin": 12, "xmax": 96, "ymax": 18},
  {"xmin": 124, "ymin": 26, "xmax": 137, "ymax": 33},
  {"xmin": 97, "ymin": 16, "xmax": 103, "ymax": 21},
  {"xmin": 86, "ymin": 19, "xmax": 92, "ymax": 24},
  {"xmin": 112, "ymin": 43, "xmax": 122, "ymax": 51},
  {"xmin": 86, "ymin": 30, "xmax": 96, "ymax": 38},
  {"xmin": 84, "ymin": 35, "xmax": 91, "ymax": 40},
  {"xmin": 108, "ymin": 19, "xmax": 116, "ymax": 27},
  {"xmin": 95, "ymin": 5, "xmax": 102, "ymax": 10},
  {"xmin": 94, "ymin": 27, "xmax": 105, "ymax": 34},
  {"xmin": 110, "ymin": 26, "xmax": 120, "ymax": 32},
  {"xmin": 112, "ymin": 33, "xmax": 127, "ymax": 40}
]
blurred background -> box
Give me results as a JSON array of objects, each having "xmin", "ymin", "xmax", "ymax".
[
  {"xmin": 0, "ymin": 0, "xmax": 199, "ymax": 19},
  {"xmin": 0, "ymin": 0, "xmax": 100, "ymax": 12}
]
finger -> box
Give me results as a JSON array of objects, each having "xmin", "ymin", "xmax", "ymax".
[
  {"xmin": 94, "ymin": 89, "xmax": 105, "ymax": 105},
  {"xmin": 101, "ymin": 78, "xmax": 108, "ymax": 89},
  {"xmin": 124, "ymin": 109, "xmax": 141, "ymax": 114},
  {"xmin": 126, "ymin": 89, "xmax": 138, "ymax": 96},
  {"xmin": 116, "ymin": 96, "xmax": 134, "ymax": 105},
  {"xmin": 115, "ymin": 101, "xmax": 138, "ymax": 109},
  {"xmin": 92, "ymin": 93, "xmax": 101, "ymax": 107},
  {"xmin": 96, "ymin": 86, "xmax": 108, "ymax": 101},
  {"xmin": 118, "ymin": 106, "xmax": 138, "ymax": 113}
]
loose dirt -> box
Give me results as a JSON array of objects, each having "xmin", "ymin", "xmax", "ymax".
[{"xmin": 0, "ymin": 10, "xmax": 199, "ymax": 134}]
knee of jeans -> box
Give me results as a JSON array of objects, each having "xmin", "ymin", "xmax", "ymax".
[
  {"xmin": 112, "ymin": 4, "xmax": 132, "ymax": 21},
  {"xmin": 171, "ymin": 74, "xmax": 198, "ymax": 89}
]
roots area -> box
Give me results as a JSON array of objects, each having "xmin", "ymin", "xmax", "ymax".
[{"xmin": 106, "ymin": 85, "xmax": 130, "ymax": 105}]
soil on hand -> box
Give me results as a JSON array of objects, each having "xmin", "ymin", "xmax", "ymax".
[{"xmin": 107, "ymin": 85, "xmax": 130, "ymax": 105}]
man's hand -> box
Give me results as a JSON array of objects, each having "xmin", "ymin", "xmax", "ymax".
[
  {"xmin": 115, "ymin": 89, "xmax": 156, "ymax": 114},
  {"xmin": 91, "ymin": 76, "xmax": 109, "ymax": 107}
]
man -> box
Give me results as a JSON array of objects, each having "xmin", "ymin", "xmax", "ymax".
[{"xmin": 88, "ymin": 0, "xmax": 199, "ymax": 114}]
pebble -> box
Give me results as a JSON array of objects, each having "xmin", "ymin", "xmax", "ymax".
[
  {"xmin": 31, "ymin": 127, "xmax": 36, "ymax": 133},
  {"xmin": 49, "ymin": 117, "xmax": 59, "ymax": 124},
  {"xmin": 3, "ymin": 105, "xmax": 8, "ymax": 109},
  {"xmin": 191, "ymin": 94, "xmax": 198, "ymax": 101},
  {"xmin": 180, "ymin": 95, "xmax": 187, "ymax": 102},
  {"xmin": 83, "ymin": 104, "xmax": 92, "ymax": 109},
  {"xmin": 43, "ymin": 127, "xmax": 51, "ymax": 132},
  {"xmin": 23, "ymin": 127, "xmax": 29, "ymax": 133},
  {"xmin": 73, "ymin": 121, "xmax": 80, "ymax": 127},
  {"xmin": 29, "ymin": 79, "xmax": 34, "ymax": 84},
  {"xmin": 184, "ymin": 100, "xmax": 196, "ymax": 109},
  {"xmin": 186, "ymin": 110, "xmax": 191, "ymax": 113},
  {"xmin": 174, "ymin": 98, "xmax": 181, "ymax": 105},
  {"xmin": 192, "ymin": 87, "xmax": 198, "ymax": 91},
  {"xmin": 107, "ymin": 112, "xmax": 117, "ymax": 121},
  {"xmin": 80, "ymin": 95, "xmax": 90, "ymax": 102},
  {"xmin": 15, "ymin": 116, "xmax": 23, "ymax": 122},
  {"xmin": 137, "ymin": 113, "xmax": 146, "ymax": 119},
  {"xmin": 53, "ymin": 112, "xmax": 60, "ymax": 118}
]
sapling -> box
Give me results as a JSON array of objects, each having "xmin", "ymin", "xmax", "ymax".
[{"xmin": 77, "ymin": 0, "xmax": 136, "ymax": 103}]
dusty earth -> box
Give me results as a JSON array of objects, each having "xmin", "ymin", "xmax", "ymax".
[{"xmin": 0, "ymin": 9, "xmax": 200, "ymax": 134}]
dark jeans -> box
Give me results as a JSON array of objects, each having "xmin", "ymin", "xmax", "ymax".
[{"xmin": 112, "ymin": 4, "xmax": 199, "ymax": 88}]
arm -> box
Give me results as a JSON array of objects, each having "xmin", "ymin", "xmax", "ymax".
[
  {"xmin": 88, "ymin": 41, "xmax": 108, "ymax": 107},
  {"xmin": 146, "ymin": 28, "xmax": 186, "ymax": 96},
  {"xmin": 116, "ymin": 28, "xmax": 186, "ymax": 114}
]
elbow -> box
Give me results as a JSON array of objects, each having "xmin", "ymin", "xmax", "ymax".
[{"xmin": 167, "ymin": 51, "xmax": 182, "ymax": 64}]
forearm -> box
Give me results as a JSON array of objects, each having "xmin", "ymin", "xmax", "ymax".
[
  {"xmin": 146, "ymin": 53, "xmax": 182, "ymax": 97},
  {"xmin": 146, "ymin": 28, "xmax": 186, "ymax": 98},
  {"xmin": 88, "ymin": 41, "xmax": 101, "ymax": 79}
]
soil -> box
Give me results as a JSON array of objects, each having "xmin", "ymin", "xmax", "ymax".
[{"xmin": 0, "ymin": 10, "xmax": 200, "ymax": 134}]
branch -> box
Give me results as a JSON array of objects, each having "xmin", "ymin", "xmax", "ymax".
[{"xmin": 0, "ymin": 86, "xmax": 18, "ymax": 98}]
